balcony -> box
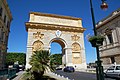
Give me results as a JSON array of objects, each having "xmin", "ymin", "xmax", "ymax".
[
  {"xmin": 99, "ymin": 42, "xmax": 120, "ymax": 50},
  {"xmin": 99, "ymin": 42, "xmax": 120, "ymax": 57}
]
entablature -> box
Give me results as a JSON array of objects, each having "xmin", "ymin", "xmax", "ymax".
[{"xmin": 25, "ymin": 22, "xmax": 86, "ymax": 33}]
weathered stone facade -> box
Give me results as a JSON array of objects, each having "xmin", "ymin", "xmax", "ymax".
[
  {"xmin": 0, "ymin": 0, "xmax": 12, "ymax": 69},
  {"xmin": 96, "ymin": 8, "xmax": 120, "ymax": 67},
  {"xmin": 25, "ymin": 12, "xmax": 87, "ymax": 70}
]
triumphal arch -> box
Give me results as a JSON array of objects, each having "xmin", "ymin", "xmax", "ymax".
[{"xmin": 25, "ymin": 12, "xmax": 87, "ymax": 70}]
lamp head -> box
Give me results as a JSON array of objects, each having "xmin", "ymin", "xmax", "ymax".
[{"xmin": 100, "ymin": 2, "xmax": 108, "ymax": 10}]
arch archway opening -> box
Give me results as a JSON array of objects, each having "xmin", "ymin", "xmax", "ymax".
[{"xmin": 50, "ymin": 39, "xmax": 66, "ymax": 67}]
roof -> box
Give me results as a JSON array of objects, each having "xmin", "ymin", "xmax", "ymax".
[{"xmin": 96, "ymin": 8, "xmax": 120, "ymax": 29}]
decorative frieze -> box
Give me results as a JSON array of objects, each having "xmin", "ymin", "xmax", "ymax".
[
  {"xmin": 71, "ymin": 35, "xmax": 80, "ymax": 41},
  {"xmin": 33, "ymin": 32, "xmax": 44, "ymax": 40}
]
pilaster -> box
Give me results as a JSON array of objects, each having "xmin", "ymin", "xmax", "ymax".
[{"xmin": 64, "ymin": 47, "xmax": 73, "ymax": 66}]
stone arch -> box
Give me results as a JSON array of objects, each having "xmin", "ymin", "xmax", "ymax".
[
  {"xmin": 49, "ymin": 38, "xmax": 67, "ymax": 65},
  {"xmin": 49, "ymin": 38, "xmax": 67, "ymax": 49},
  {"xmin": 25, "ymin": 12, "xmax": 87, "ymax": 70},
  {"xmin": 32, "ymin": 40, "xmax": 44, "ymax": 52}
]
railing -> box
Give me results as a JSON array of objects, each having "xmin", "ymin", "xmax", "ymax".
[
  {"xmin": 86, "ymin": 68, "xmax": 96, "ymax": 73},
  {"xmin": 0, "ymin": 68, "xmax": 16, "ymax": 79}
]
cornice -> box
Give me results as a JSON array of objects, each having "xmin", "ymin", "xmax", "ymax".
[
  {"xmin": 96, "ymin": 10, "xmax": 120, "ymax": 29},
  {"xmin": 100, "ymin": 54, "xmax": 120, "ymax": 58},
  {"xmin": 25, "ymin": 22, "xmax": 86, "ymax": 33},
  {"xmin": 2, "ymin": 0, "xmax": 13, "ymax": 21},
  {"xmin": 30, "ymin": 12, "xmax": 82, "ymax": 20}
]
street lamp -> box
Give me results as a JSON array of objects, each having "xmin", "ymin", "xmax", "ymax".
[{"xmin": 89, "ymin": 0, "xmax": 108, "ymax": 80}]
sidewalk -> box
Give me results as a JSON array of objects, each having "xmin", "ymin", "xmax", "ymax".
[
  {"xmin": 12, "ymin": 71, "xmax": 69, "ymax": 80},
  {"xmin": 12, "ymin": 71, "xmax": 25, "ymax": 80},
  {"xmin": 44, "ymin": 72, "xmax": 70, "ymax": 80}
]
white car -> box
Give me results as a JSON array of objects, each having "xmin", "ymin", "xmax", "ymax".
[{"xmin": 104, "ymin": 65, "xmax": 120, "ymax": 78}]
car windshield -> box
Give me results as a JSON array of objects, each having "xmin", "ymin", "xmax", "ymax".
[{"xmin": 116, "ymin": 66, "xmax": 120, "ymax": 70}]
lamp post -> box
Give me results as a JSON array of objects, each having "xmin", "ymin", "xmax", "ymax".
[{"xmin": 89, "ymin": 0, "xmax": 108, "ymax": 80}]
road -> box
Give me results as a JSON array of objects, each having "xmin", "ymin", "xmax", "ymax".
[{"xmin": 55, "ymin": 70, "xmax": 117, "ymax": 80}]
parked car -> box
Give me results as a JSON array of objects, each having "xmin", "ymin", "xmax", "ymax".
[
  {"xmin": 104, "ymin": 65, "xmax": 120, "ymax": 79},
  {"xmin": 13, "ymin": 64, "xmax": 19, "ymax": 72},
  {"xmin": 19, "ymin": 65, "xmax": 25, "ymax": 71},
  {"xmin": 63, "ymin": 66, "xmax": 75, "ymax": 72},
  {"xmin": 56, "ymin": 67, "xmax": 62, "ymax": 70}
]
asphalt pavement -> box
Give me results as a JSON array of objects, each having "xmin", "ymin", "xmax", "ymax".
[
  {"xmin": 11, "ymin": 70, "xmax": 117, "ymax": 80},
  {"xmin": 55, "ymin": 70, "xmax": 117, "ymax": 80}
]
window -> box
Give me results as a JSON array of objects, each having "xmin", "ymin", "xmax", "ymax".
[
  {"xmin": 1, "ymin": 30, "xmax": 4, "ymax": 41},
  {"xmin": 107, "ymin": 34, "xmax": 113, "ymax": 43},
  {"xmin": 7, "ymin": 21, "xmax": 10, "ymax": 28},
  {"xmin": 5, "ymin": 36, "xmax": 8, "ymax": 45},
  {"xmin": 0, "ymin": 7, "xmax": 2, "ymax": 16},
  {"xmin": 110, "ymin": 57, "xmax": 115, "ymax": 64},
  {"xmin": 116, "ymin": 66, "xmax": 120, "ymax": 70},
  {"xmin": 105, "ymin": 28, "xmax": 113, "ymax": 44},
  {"xmin": 4, "ymin": 15, "xmax": 6, "ymax": 23}
]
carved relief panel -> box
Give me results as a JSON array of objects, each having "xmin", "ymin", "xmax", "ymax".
[
  {"xmin": 32, "ymin": 40, "xmax": 43, "ymax": 52},
  {"xmin": 72, "ymin": 43, "xmax": 80, "ymax": 52},
  {"xmin": 71, "ymin": 34, "xmax": 80, "ymax": 41},
  {"xmin": 72, "ymin": 43, "xmax": 82, "ymax": 64},
  {"xmin": 33, "ymin": 32, "xmax": 44, "ymax": 40}
]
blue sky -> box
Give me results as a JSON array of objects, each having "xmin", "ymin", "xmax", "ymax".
[{"xmin": 7, "ymin": 0, "xmax": 120, "ymax": 63}]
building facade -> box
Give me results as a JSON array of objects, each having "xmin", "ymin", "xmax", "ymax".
[
  {"xmin": 25, "ymin": 12, "xmax": 87, "ymax": 70},
  {"xmin": 0, "ymin": 0, "xmax": 12, "ymax": 69},
  {"xmin": 96, "ymin": 8, "xmax": 120, "ymax": 66}
]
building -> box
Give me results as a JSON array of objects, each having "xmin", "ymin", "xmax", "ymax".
[
  {"xmin": 0, "ymin": 0, "xmax": 12, "ymax": 69},
  {"xmin": 25, "ymin": 12, "xmax": 87, "ymax": 70},
  {"xmin": 96, "ymin": 8, "xmax": 120, "ymax": 67}
]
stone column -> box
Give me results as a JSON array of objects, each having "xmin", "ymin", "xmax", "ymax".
[
  {"xmin": 62, "ymin": 48, "xmax": 66, "ymax": 65},
  {"xmin": 81, "ymin": 48, "xmax": 87, "ymax": 69},
  {"xmin": 26, "ymin": 46, "xmax": 32, "ymax": 69},
  {"xmin": 64, "ymin": 47, "xmax": 73, "ymax": 66},
  {"xmin": 105, "ymin": 35, "xmax": 109, "ymax": 45},
  {"xmin": 26, "ymin": 30, "xmax": 33, "ymax": 69},
  {"xmin": 62, "ymin": 54, "xmax": 65, "ymax": 65}
]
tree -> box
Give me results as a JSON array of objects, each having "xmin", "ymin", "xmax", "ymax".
[
  {"xmin": 6, "ymin": 52, "xmax": 26, "ymax": 66},
  {"xmin": 29, "ymin": 50, "xmax": 54, "ymax": 79},
  {"xmin": 50, "ymin": 54, "xmax": 62, "ymax": 65}
]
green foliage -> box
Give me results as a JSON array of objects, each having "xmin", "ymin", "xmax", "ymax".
[
  {"xmin": 88, "ymin": 35, "xmax": 105, "ymax": 47},
  {"xmin": 6, "ymin": 52, "xmax": 26, "ymax": 65},
  {"xmin": 29, "ymin": 50, "xmax": 54, "ymax": 79},
  {"xmin": 88, "ymin": 35, "xmax": 105, "ymax": 42},
  {"xmin": 50, "ymin": 54, "xmax": 62, "ymax": 65}
]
